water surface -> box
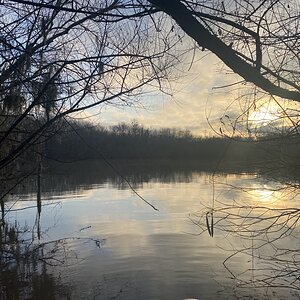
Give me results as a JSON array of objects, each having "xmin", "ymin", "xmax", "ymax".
[{"xmin": 4, "ymin": 161, "xmax": 300, "ymax": 299}]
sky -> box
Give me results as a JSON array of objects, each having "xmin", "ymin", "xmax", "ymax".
[
  {"xmin": 76, "ymin": 51, "xmax": 298, "ymax": 137},
  {"xmin": 74, "ymin": 52, "xmax": 234, "ymax": 136}
]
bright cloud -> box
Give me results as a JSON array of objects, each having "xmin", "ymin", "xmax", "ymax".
[{"xmin": 83, "ymin": 51, "xmax": 287, "ymax": 136}]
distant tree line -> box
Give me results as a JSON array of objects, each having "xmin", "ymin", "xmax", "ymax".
[{"xmin": 43, "ymin": 121, "xmax": 300, "ymax": 169}]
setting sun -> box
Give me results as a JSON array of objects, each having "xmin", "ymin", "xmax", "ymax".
[{"xmin": 248, "ymin": 105, "xmax": 278, "ymax": 126}]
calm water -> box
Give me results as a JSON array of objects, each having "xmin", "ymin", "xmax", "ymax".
[{"xmin": 3, "ymin": 161, "xmax": 300, "ymax": 299}]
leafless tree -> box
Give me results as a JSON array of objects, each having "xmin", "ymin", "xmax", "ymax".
[
  {"xmin": 148, "ymin": 0, "xmax": 299, "ymax": 140},
  {"xmin": 1, "ymin": 2, "xmax": 299, "ymax": 293},
  {"xmin": 149, "ymin": 0, "xmax": 299, "ymax": 101},
  {"xmin": 1, "ymin": 0, "xmax": 299, "ymax": 170},
  {"xmin": 0, "ymin": 1, "xmax": 183, "ymax": 170},
  {"xmin": 0, "ymin": 0, "xmax": 192, "ymax": 208}
]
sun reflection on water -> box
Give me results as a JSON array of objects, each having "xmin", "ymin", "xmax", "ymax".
[{"xmin": 249, "ymin": 187, "xmax": 275, "ymax": 203}]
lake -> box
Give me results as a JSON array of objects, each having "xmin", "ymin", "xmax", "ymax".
[{"xmin": 2, "ymin": 160, "xmax": 300, "ymax": 299}]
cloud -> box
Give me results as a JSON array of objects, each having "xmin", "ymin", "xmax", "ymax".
[{"xmin": 87, "ymin": 52, "xmax": 245, "ymax": 135}]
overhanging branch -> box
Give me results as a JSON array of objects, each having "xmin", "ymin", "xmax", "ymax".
[{"xmin": 149, "ymin": 0, "xmax": 300, "ymax": 102}]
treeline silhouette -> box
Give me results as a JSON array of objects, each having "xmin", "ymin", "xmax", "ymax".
[
  {"xmin": 4, "ymin": 120, "xmax": 299, "ymax": 198},
  {"xmin": 46, "ymin": 121, "xmax": 247, "ymax": 161},
  {"xmin": 45, "ymin": 120, "xmax": 300, "ymax": 168}
]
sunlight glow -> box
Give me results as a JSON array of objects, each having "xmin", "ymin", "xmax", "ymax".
[
  {"xmin": 250, "ymin": 188, "xmax": 275, "ymax": 203},
  {"xmin": 248, "ymin": 105, "xmax": 278, "ymax": 126}
]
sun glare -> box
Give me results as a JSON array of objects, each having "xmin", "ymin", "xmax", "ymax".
[
  {"xmin": 248, "ymin": 105, "xmax": 278, "ymax": 126},
  {"xmin": 251, "ymin": 188, "xmax": 275, "ymax": 202}
]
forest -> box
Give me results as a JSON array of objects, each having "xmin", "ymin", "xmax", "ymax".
[{"xmin": 44, "ymin": 120, "xmax": 300, "ymax": 166}]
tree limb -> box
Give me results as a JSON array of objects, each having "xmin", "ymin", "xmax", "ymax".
[{"xmin": 148, "ymin": 0, "xmax": 300, "ymax": 102}]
